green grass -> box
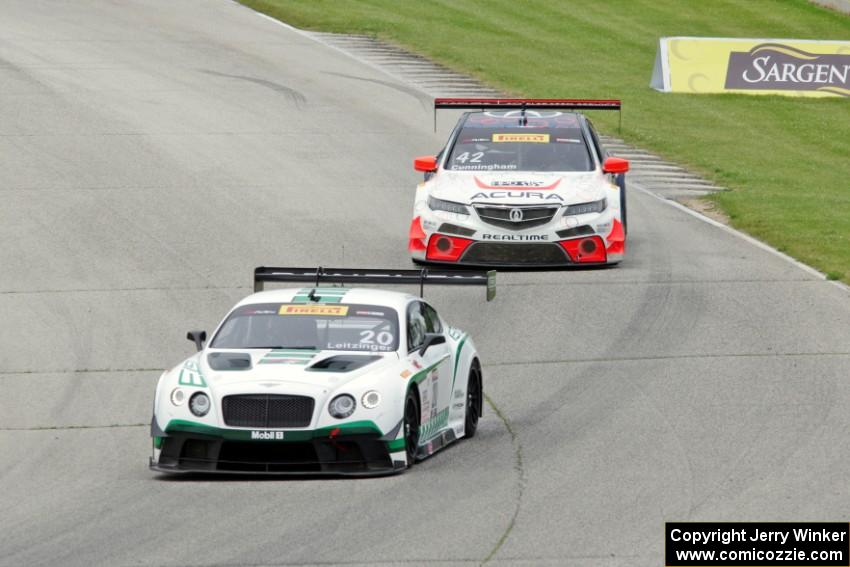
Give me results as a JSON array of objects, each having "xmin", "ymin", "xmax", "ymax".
[{"xmin": 241, "ymin": 0, "xmax": 850, "ymax": 283}]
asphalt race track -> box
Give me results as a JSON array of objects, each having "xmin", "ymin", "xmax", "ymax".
[{"xmin": 2, "ymin": 2, "xmax": 850, "ymax": 566}]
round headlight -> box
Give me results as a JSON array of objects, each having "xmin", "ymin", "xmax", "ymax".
[
  {"xmin": 361, "ymin": 390, "xmax": 381, "ymax": 409},
  {"xmin": 170, "ymin": 388, "xmax": 186, "ymax": 406},
  {"xmin": 189, "ymin": 392, "xmax": 211, "ymax": 417},
  {"xmin": 328, "ymin": 394, "xmax": 356, "ymax": 419}
]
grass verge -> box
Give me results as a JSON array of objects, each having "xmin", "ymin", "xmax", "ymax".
[{"xmin": 240, "ymin": 0, "xmax": 850, "ymax": 283}]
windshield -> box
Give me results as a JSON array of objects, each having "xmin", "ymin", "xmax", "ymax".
[
  {"xmin": 210, "ymin": 303, "xmax": 400, "ymax": 353},
  {"xmin": 445, "ymin": 111, "xmax": 593, "ymax": 172}
]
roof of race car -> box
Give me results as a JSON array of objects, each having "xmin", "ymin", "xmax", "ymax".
[
  {"xmin": 444, "ymin": 110, "xmax": 596, "ymax": 174},
  {"xmin": 235, "ymin": 287, "xmax": 416, "ymax": 312},
  {"xmin": 460, "ymin": 110, "xmax": 583, "ymax": 129}
]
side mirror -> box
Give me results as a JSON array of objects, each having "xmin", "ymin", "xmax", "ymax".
[
  {"xmin": 187, "ymin": 330, "xmax": 207, "ymax": 352},
  {"xmin": 603, "ymin": 157, "xmax": 629, "ymax": 174},
  {"xmin": 418, "ymin": 333, "xmax": 446, "ymax": 356},
  {"xmin": 414, "ymin": 155, "xmax": 438, "ymax": 173}
]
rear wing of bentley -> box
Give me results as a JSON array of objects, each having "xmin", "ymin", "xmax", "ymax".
[
  {"xmin": 254, "ymin": 266, "xmax": 496, "ymax": 301},
  {"xmin": 433, "ymin": 97, "xmax": 622, "ymax": 131}
]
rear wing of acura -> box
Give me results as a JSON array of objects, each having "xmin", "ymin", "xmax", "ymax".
[
  {"xmin": 433, "ymin": 97, "xmax": 622, "ymax": 131},
  {"xmin": 254, "ymin": 266, "xmax": 496, "ymax": 301}
]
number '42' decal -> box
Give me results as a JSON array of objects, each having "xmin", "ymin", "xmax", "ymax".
[{"xmin": 454, "ymin": 151, "xmax": 483, "ymax": 163}]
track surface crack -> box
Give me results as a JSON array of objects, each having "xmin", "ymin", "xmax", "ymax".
[
  {"xmin": 0, "ymin": 367, "xmax": 162, "ymax": 376},
  {"xmin": 481, "ymin": 394, "xmax": 525, "ymax": 565},
  {"xmin": 490, "ymin": 351, "xmax": 850, "ymax": 367},
  {"xmin": 0, "ymin": 423, "xmax": 146, "ymax": 431}
]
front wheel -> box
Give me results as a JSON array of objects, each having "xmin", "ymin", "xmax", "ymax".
[
  {"xmin": 403, "ymin": 389, "xmax": 420, "ymax": 467},
  {"xmin": 464, "ymin": 363, "xmax": 482, "ymax": 438}
]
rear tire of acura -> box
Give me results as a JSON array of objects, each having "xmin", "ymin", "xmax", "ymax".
[
  {"xmin": 618, "ymin": 174, "xmax": 628, "ymax": 236},
  {"xmin": 404, "ymin": 389, "xmax": 420, "ymax": 467}
]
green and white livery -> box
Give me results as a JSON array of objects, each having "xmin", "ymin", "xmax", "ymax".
[{"xmin": 150, "ymin": 267, "xmax": 492, "ymax": 476}]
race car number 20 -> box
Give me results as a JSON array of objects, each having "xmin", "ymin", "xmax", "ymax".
[{"xmin": 360, "ymin": 329, "xmax": 394, "ymax": 346}]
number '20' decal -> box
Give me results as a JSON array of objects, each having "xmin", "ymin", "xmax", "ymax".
[{"xmin": 360, "ymin": 330, "xmax": 394, "ymax": 346}]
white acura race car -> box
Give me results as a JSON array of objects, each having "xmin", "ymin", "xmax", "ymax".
[
  {"xmin": 409, "ymin": 98, "xmax": 630, "ymax": 267},
  {"xmin": 150, "ymin": 267, "xmax": 494, "ymax": 476}
]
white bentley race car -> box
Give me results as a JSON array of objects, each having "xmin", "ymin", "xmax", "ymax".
[
  {"xmin": 409, "ymin": 98, "xmax": 630, "ymax": 267},
  {"xmin": 150, "ymin": 267, "xmax": 494, "ymax": 476}
]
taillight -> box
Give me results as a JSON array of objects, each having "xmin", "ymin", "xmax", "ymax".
[
  {"xmin": 426, "ymin": 234, "xmax": 474, "ymax": 262},
  {"xmin": 559, "ymin": 236, "xmax": 607, "ymax": 263}
]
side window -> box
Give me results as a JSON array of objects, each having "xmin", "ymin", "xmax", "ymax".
[
  {"xmin": 422, "ymin": 303, "xmax": 443, "ymax": 334},
  {"xmin": 407, "ymin": 302, "xmax": 427, "ymax": 351},
  {"xmin": 586, "ymin": 119, "xmax": 606, "ymax": 164}
]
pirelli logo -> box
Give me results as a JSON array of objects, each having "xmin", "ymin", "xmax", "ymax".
[
  {"xmin": 492, "ymin": 133, "xmax": 550, "ymax": 143},
  {"xmin": 279, "ymin": 304, "xmax": 349, "ymax": 316}
]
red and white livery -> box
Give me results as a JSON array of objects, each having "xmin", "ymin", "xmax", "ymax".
[{"xmin": 409, "ymin": 99, "xmax": 629, "ymax": 267}]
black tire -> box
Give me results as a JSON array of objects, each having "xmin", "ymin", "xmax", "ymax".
[
  {"xmin": 618, "ymin": 174, "xmax": 628, "ymax": 236},
  {"xmin": 464, "ymin": 363, "xmax": 482, "ymax": 438},
  {"xmin": 403, "ymin": 388, "xmax": 420, "ymax": 466}
]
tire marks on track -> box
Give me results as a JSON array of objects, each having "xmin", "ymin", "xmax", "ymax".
[
  {"xmin": 199, "ymin": 69, "xmax": 307, "ymax": 107},
  {"xmin": 321, "ymin": 70, "xmax": 432, "ymax": 110}
]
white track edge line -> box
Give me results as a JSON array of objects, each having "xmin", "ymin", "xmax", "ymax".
[
  {"xmin": 245, "ymin": 6, "xmax": 442, "ymax": 97},
  {"xmin": 632, "ymin": 183, "xmax": 850, "ymax": 294}
]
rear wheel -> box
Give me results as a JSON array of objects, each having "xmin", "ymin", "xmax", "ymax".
[
  {"xmin": 464, "ymin": 364, "xmax": 482, "ymax": 438},
  {"xmin": 403, "ymin": 389, "xmax": 420, "ymax": 466},
  {"xmin": 618, "ymin": 174, "xmax": 628, "ymax": 236}
]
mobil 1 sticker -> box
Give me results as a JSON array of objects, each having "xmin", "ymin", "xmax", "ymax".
[{"xmin": 250, "ymin": 430, "xmax": 284, "ymax": 440}]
